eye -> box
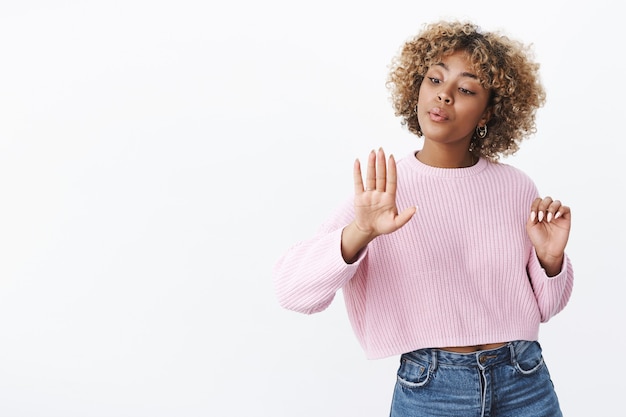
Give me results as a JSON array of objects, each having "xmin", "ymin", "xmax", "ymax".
[
  {"xmin": 428, "ymin": 77, "xmax": 441, "ymax": 85},
  {"xmin": 459, "ymin": 87, "xmax": 475, "ymax": 95}
]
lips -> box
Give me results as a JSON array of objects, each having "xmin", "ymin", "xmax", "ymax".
[{"xmin": 428, "ymin": 107, "xmax": 449, "ymax": 122}]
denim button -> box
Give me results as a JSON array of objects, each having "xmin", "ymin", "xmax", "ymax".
[{"xmin": 479, "ymin": 354, "xmax": 497, "ymax": 364}]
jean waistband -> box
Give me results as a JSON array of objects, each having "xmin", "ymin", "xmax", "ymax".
[{"xmin": 402, "ymin": 340, "xmax": 536, "ymax": 369}]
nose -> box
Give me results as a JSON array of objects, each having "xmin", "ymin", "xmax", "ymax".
[{"xmin": 437, "ymin": 90, "xmax": 453, "ymax": 104}]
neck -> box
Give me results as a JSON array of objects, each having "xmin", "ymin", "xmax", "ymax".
[{"xmin": 416, "ymin": 144, "xmax": 476, "ymax": 168}]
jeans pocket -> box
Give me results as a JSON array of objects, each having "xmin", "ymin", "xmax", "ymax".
[
  {"xmin": 396, "ymin": 356, "xmax": 432, "ymax": 388},
  {"xmin": 513, "ymin": 341, "xmax": 545, "ymax": 375}
]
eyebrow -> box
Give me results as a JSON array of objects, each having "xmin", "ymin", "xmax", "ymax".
[{"xmin": 435, "ymin": 62, "xmax": 479, "ymax": 80}]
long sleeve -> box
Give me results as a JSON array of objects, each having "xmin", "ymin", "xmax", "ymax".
[
  {"xmin": 273, "ymin": 228, "xmax": 357, "ymax": 314},
  {"xmin": 273, "ymin": 198, "xmax": 365, "ymax": 314},
  {"xmin": 527, "ymin": 248, "xmax": 574, "ymax": 322}
]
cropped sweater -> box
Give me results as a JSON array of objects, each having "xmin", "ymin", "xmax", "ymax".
[{"xmin": 273, "ymin": 152, "xmax": 574, "ymax": 360}]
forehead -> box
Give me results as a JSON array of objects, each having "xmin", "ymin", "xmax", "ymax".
[
  {"xmin": 429, "ymin": 50, "xmax": 487, "ymax": 81},
  {"xmin": 433, "ymin": 50, "xmax": 471, "ymax": 68}
]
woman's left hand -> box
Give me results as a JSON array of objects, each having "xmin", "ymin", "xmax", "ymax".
[{"xmin": 526, "ymin": 197, "xmax": 571, "ymax": 276}]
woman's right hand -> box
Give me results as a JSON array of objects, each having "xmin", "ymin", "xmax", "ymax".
[{"xmin": 341, "ymin": 148, "xmax": 416, "ymax": 262}]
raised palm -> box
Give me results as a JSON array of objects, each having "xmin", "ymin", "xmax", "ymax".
[{"xmin": 353, "ymin": 148, "xmax": 416, "ymax": 239}]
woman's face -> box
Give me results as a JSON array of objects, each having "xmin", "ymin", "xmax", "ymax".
[{"xmin": 417, "ymin": 50, "xmax": 491, "ymax": 147}]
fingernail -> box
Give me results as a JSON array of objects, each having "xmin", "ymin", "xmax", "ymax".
[
  {"xmin": 547, "ymin": 212, "xmax": 553, "ymax": 223},
  {"xmin": 538, "ymin": 211, "xmax": 544, "ymax": 222},
  {"xmin": 554, "ymin": 211, "xmax": 561, "ymax": 219},
  {"xmin": 530, "ymin": 211, "xmax": 536, "ymax": 221}
]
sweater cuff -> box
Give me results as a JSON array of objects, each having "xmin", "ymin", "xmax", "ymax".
[{"xmin": 529, "ymin": 247, "xmax": 568, "ymax": 280}]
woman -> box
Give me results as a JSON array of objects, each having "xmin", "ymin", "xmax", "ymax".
[{"xmin": 273, "ymin": 20, "xmax": 573, "ymax": 416}]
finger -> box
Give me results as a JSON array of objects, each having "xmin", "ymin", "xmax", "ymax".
[
  {"xmin": 554, "ymin": 204, "xmax": 571, "ymax": 221},
  {"xmin": 529, "ymin": 197, "xmax": 542, "ymax": 223},
  {"xmin": 353, "ymin": 158, "xmax": 364, "ymax": 194},
  {"xmin": 395, "ymin": 206, "xmax": 417, "ymax": 228},
  {"xmin": 536, "ymin": 196, "xmax": 553, "ymax": 222},
  {"xmin": 545, "ymin": 199, "xmax": 561, "ymax": 222},
  {"xmin": 386, "ymin": 154, "xmax": 398, "ymax": 196},
  {"xmin": 365, "ymin": 150, "xmax": 376, "ymax": 191},
  {"xmin": 376, "ymin": 148, "xmax": 387, "ymax": 191}
]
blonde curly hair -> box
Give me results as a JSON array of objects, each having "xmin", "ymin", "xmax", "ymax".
[{"xmin": 386, "ymin": 20, "xmax": 546, "ymax": 161}]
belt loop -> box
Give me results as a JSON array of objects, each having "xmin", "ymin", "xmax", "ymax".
[
  {"xmin": 508, "ymin": 341, "xmax": 516, "ymax": 364},
  {"xmin": 431, "ymin": 349, "xmax": 438, "ymax": 372}
]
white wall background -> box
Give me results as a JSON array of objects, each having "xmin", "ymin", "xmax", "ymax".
[{"xmin": 0, "ymin": 1, "xmax": 622, "ymax": 416}]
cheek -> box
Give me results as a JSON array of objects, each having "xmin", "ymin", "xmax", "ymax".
[
  {"xmin": 417, "ymin": 81, "xmax": 430, "ymax": 96},
  {"xmin": 416, "ymin": 85, "xmax": 431, "ymax": 107},
  {"xmin": 459, "ymin": 100, "xmax": 489, "ymax": 122}
]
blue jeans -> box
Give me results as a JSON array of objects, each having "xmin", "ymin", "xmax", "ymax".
[{"xmin": 389, "ymin": 341, "xmax": 562, "ymax": 417}]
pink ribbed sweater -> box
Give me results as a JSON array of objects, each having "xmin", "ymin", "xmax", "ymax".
[{"xmin": 273, "ymin": 152, "xmax": 574, "ymax": 359}]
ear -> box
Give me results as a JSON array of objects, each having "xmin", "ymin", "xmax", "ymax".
[{"xmin": 479, "ymin": 106, "xmax": 493, "ymax": 127}]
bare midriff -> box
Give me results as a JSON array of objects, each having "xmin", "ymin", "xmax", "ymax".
[{"xmin": 439, "ymin": 342, "xmax": 507, "ymax": 353}]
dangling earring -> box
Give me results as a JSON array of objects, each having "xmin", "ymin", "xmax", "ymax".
[{"xmin": 476, "ymin": 125, "xmax": 487, "ymax": 139}]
